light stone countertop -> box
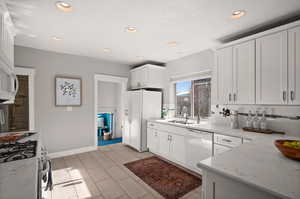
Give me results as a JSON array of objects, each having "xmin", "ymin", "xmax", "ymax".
[
  {"xmin": 150, "ymin": 119, "xmax": 300, "ymax": 199},
  {"xmin": 0, "ymin": 132, "xmax": 40, "ymax": 199}
]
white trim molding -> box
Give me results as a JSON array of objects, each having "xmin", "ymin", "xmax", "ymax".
[
  {"xmin": 15, "ymin": 66, "xmax": 36, "ymax": 131},
  {"xmin": 94, "ymin": 74, "xmax": 128, "ymax": 147},
  {"xmin": 48, "ymin": 146, "xmax": 97, "ymax": 159},
  {"xmin": 169, "ymin": 70, "xmax": 212, "ymax": 83}
]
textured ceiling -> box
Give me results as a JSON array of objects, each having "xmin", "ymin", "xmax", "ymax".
[{"xmin": 6, "ymin": 0, "xmax": 300, "ymax": 65}]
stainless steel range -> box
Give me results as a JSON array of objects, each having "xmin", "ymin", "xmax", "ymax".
[{"xmin": 0, "ymin": 140, "xmax": 37, "ymax": 163}]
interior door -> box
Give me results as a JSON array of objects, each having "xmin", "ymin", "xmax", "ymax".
[
  {"xmin": 233, "ymin": 40, "xmax": 255, "ymax": 104},
  {"xmin": 128, "ymin": 90, "xmax": 142, "ymax": 151},
  {"xmin": 256, "ymin": 31, "xmax": 288, "ymax": 104},
  {"xmin": 217, "ymin": 47, "xmax": 233, "ymax": 104},
  {"xmin": 170, "ymin": 133, "xmax": 186, "ymax": 164},
  {"xmin": 158, "ymin": 131, "xmax": 170, "ymax": 157},
  {"xmin": 288, "ymin": 26, "xmax": 300, "ymax": 105}
]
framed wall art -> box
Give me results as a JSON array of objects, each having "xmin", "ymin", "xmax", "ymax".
[{"xmin": 55, "ymin": 76, "xmax": 82, "ymax": 106}]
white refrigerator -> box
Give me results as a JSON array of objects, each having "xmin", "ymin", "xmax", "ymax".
[{"xmin": 123, "ymin": 90, "xmax": 162, "ymax": 152}]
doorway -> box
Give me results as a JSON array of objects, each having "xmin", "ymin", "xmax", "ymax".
[{"xmin": 94, "ymin": 74, "xmax": 127, "ymax": 147}]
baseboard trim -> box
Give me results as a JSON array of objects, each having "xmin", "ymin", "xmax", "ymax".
[{"xmin": 48, "ymin": 145, "xmax": 97, "ymax": 159}]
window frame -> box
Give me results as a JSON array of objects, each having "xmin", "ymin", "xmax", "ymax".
[{"xmin": 174, "ymin": 77, "xmax": 211, "ymax": 119}]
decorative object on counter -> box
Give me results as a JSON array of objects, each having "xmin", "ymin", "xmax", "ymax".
[
  {"xmin": 275, "ymin": 140, "xmax": 300, "ymax": 161},
  {"xmin": 230, "ymin": 110, "xmax": 239, "ymax": 129},
  {"xmin": 245, "ymin": 110, "xmax": 253, "ymax": 128},
  {"xmin": 242, "ymin": 127, "xmax": 285, "ymax": 134},
  {"xmin": 252, "ymin": 110, "xmax": 260, "ymax": 129},
  {"xmin": 55, "ymin": 76, "xmax": 82, "ymax": 106},
  {"xmin": 0, "ymin": 132, "xmax": 36, "ymax": 143},
  {"xmin": 124, "ymin": 156, "xmax": 201, "ymax": 199},
  {"xmin": 260, "ymin": 109, "xmax": 267, "ymax": 130},
  {"xmin": 221, "ymin": 108, "xmax": 231, "ymax": 117}
]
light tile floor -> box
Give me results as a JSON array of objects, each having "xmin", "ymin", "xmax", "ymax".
[{"xmin": 44, "ymin": 143, "xmax": 201, "ymax": 199}]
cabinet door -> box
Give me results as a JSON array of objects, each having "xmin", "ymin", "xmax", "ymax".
[
  {"xmin": 211, "ymin": 55, "xmax": 219, "ymax": 105},
  {"xmin": 169, "ymin": 133, "xmax": 186, "ymax": 164},
  {"xmin": 233, "ymin": 40, "xmax": 255, "ymax": 104},
  {"xmin": 130, "ymin": 70, "xmax": 138, "ymax": 88},
  {"xmin": 256, "ymin": 31, "xmax": 288, "ymax": 104},
  {"xmin": 217, "ymin": 47, "xmax": 234, "ymax": 104},
  {"xmin": 136, "ymin": 67, "xmax": 148, "ymax": 87},
  {"xmin": 158, "ymin": 131, "xmax": 170, "ymax": 157},
  {"xmin": 147, "ymin": 128, "xmax": 158, "ymax": 153},
  {"xmin": 288, "ymin": 26, "xmax": 300, "ymax": 105}
]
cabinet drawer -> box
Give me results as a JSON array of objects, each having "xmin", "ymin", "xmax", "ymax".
[{"xmin": 214, "ymin": 134, "xmax": 242, "ymax": 148}]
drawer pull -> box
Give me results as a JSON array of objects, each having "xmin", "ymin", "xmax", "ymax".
[{"xmin": 222, "ymin": 139, "xmax": 232, "ymax": 143}]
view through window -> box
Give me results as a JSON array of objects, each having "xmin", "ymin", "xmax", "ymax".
[{"xmin": 175, "ymin": 78, "xmax": 211, "ymax": 118}]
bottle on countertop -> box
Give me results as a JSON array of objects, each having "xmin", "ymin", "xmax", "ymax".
[
  {"xmin": 252, "ymin": 110, "xmax": 260, "ymax": 129},
  {"xmin": 245, "ymin": 110, "xmax": 253, "ymax": 128},
  {"xmin": 260, "ymin": 110, "xmax": 267, "ymax": 130},
  {"xmin": 230, "ymin": 110, "xmax": 239, "ymax": 129}
]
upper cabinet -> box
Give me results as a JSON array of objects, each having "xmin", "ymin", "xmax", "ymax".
[
  {"xmin": 256, "ymin": 31, "xmax": 288, "ymax": 104},
  {"xmin": 233, "ymin": 40, "xmax": 255, "ymax": 104},
  {"xmin": 0, "ymin": 8, "xmax": 15, "ymax": 71},
  {"xmin": 0, "ymin": 3, "xmax": 17, "ymax": 102},
  {"xmin": 288, "ymin": 26, "xmax": 300, "ymax": 105},
  {"xmin": 214, "ymin": 21, "xmax": 300, "ymax": 105},
  {"xmin": 130, "ymin": 64, "xmax": 165, "ymax": 89},
  {"xmin": 216, "ymin": 47, "xmax": 233, "ymax": 105},
  {"xmin": 215, "ymin": 40, "xmax": 255, "ymax": 105}
]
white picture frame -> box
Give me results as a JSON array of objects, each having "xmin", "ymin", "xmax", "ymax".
[{"xmin": 55, "ymin": 76, "xmax": 82, "ymax": 106}]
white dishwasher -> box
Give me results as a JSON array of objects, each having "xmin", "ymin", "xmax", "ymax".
[{"xmin": 185, "ymin": 128, "xmax": 213, "ymax": 173}]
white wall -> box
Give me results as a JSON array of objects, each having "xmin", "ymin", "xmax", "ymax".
[
  {"xmin": 14, "ymin": 46, "xmax": 130, "ymax": 153},
  {"xmin": 97, "ymin": 81, "xmax": 122, "ymax": 138},
  {"xmin": 164, "ymin": 49, "xmax": 214, "ymax": 109}
]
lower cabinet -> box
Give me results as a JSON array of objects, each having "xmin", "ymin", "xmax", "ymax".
[
  {"xmin": 202, "ymin": 170, "xmax": 281, "ymax": 199},
  {"xmin": 157, "ymin": 130, "xmax": 186, "ymax": 165},
  {"xmin": 147, "ymin": 128, "xmax": 159, "ymax": 153},
  {"xmin": 169, "ymin": 133, "xmax": 186, "ymax": 164}
]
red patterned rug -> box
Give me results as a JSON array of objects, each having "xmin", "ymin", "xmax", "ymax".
[{"xmin": 124, "ymin": 156, "xmax": 201, "ymax": 199}]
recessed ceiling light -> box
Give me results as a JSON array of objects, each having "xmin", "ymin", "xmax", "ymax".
[
  {"xmin": 51, "ymin": 36, "xmax": 63, "ymax": 41},
  {"xmin": 168, "ymin": 41, "xmax": 178, "ymax": 46},
  {"xmin": 103, "ymin": 48, "xmax": 111, "ymax": 53},
  {"xmin": 137, "ymin": 56, "xmax": 144, "ymax": 59},
  {"xmin": 55, "ymin": 1, "xmax": 72, "ymax": 12},
  {"xmin": 231, "ymin": 10, "xmax": 246, "ymax": 19},
  {"xmin": 126, "ymin": 27, "xmax": 137, "ymax": 33}
]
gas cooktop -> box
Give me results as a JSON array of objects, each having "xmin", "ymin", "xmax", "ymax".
[{"xmin": 0, "ymin": 140, "xmax": 37, "ymax": 163}]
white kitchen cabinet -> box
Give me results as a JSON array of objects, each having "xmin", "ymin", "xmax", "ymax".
[
  {"xmin": 130, "ymin": 64, "xmax": 165, "ymax": 89},
  {"xmin": 217, "ymin": 47, "xmax": 233, "ymax": 104},
  {"xmin": 256, "ymin": 31, "xmax": 288, "ymax": 104},
  {"xmin": 288, "ymin": 26, "xmax": 300, "ymax": 105},
  {"xmin": 157, "ymin": 130, "xmax": 170, "ymax": 157},
  {"xmin": 202, "ymin": 170, "xmax": 281, "ymax": 199},
  {"xmin": 147, "ymin": 128, "xmax": 159, "ymax": 153},
  {"xmin": 233, "ymin": 40, "xmax": 255, "ymax": 104},
  {"xmin": 169, "ymin": 133, "xmax": 186, "ymax": 164},
  {"xmin": 216, "ymin": 40, "xmax": 255, "ymax": 105}
]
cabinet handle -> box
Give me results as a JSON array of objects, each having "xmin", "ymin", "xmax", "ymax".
[
  {"xmin": 229, "ymin": 93, "xmax": 232, "ymax": 102},
  {"xmin": 291, "ymin": 91, "xmax": 295, "ymax": 101},
  {"xmin": 169, "ymin": 135, "xmax": 172, "ymax": 141},
  {"xmin": 212, "ymin": 182, "xmax": 216, "ymax": 199},
  {"xmin": 222, "ymin": 138, "xmax": 232, "ymax": 143},
  {"xmin": 167, "ymin": 135, "xmax": 170, "ymax": 141},
  {"xmin": 283, "ymin": 91, "xmax": 287, "ymax": 102},
  {"xmin": 233, "ymin": 93, "xmax": 236, "ymax": 102}
]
